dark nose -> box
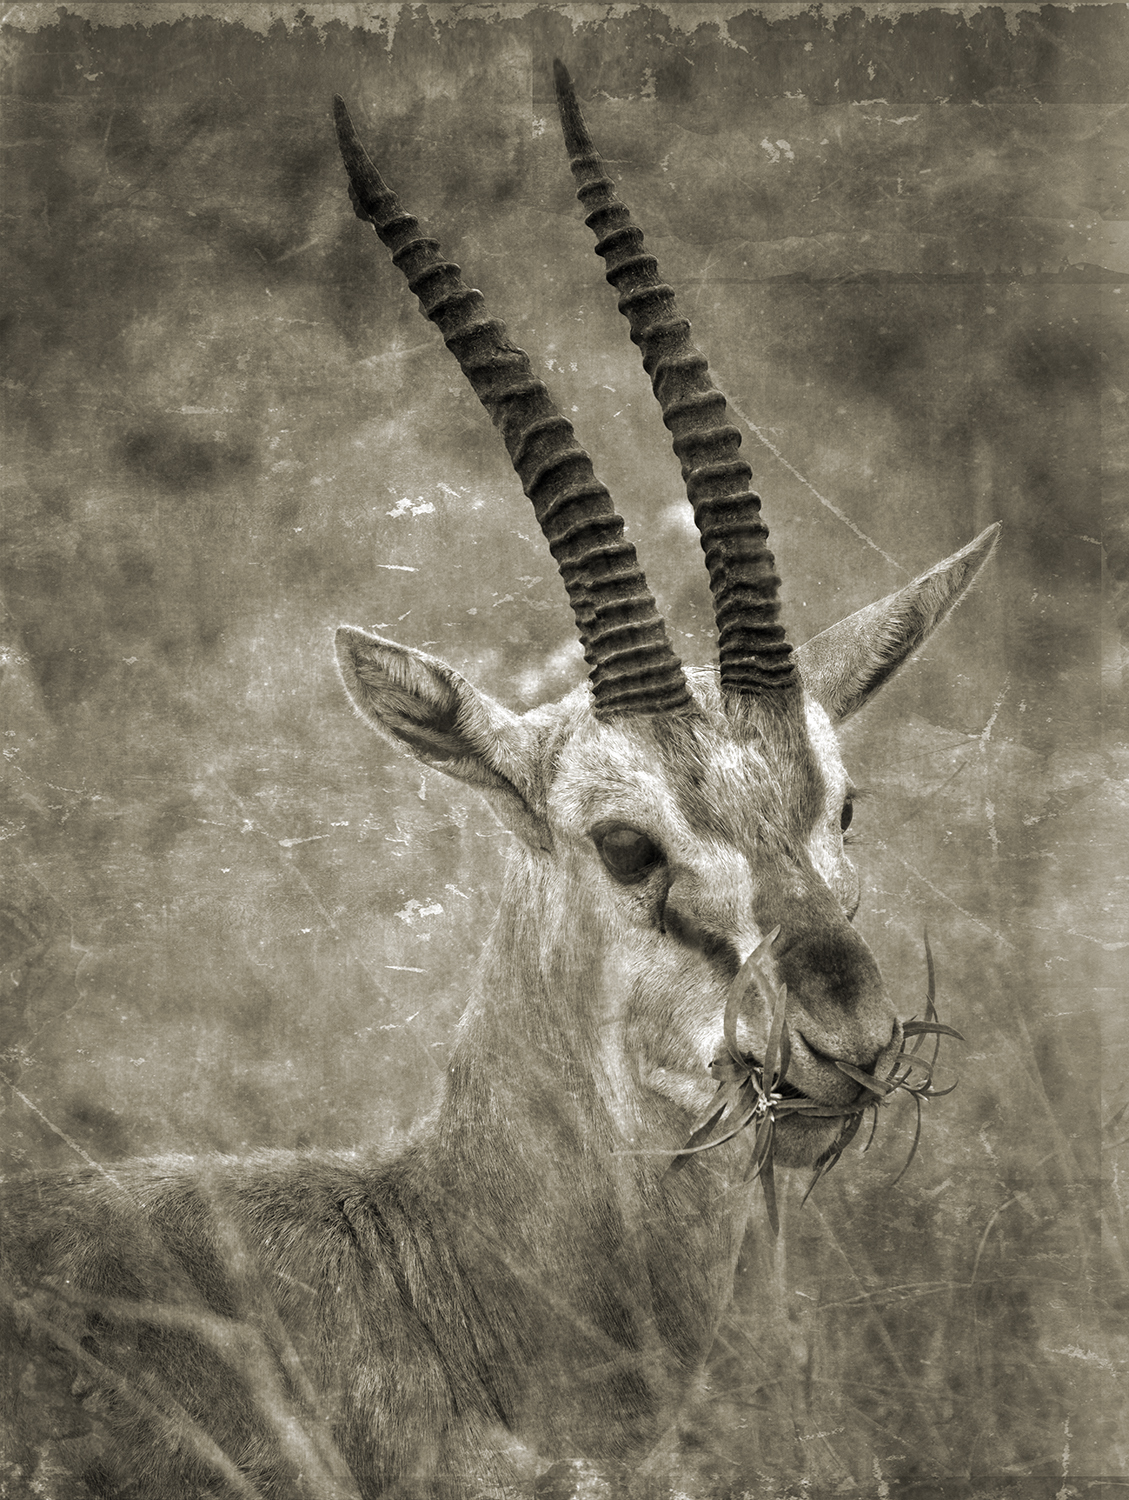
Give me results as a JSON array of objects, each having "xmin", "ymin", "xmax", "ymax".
[{"xmin": 774, "ymin": 918, "xmax": 897, "ymax": 1069}]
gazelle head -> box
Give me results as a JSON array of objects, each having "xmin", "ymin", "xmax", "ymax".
[{"xmin": 331, "ymin": 66, "xmax": 998, "ymax": 1179}]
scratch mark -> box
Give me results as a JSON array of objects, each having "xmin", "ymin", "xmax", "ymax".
[
  {"xmin": 985, "ymin": 798, "xmax": 1000, "ymax": 860},
  {"xmin": 875, "ymin": 843, "xmax": 1016, "ymax": 950},
  {"xmin": 817, "ymin": 1280, "xmax": 953, "ymax": 1310},
  {"xmin": 1067, "ymin": 928, "xmax": 1129, "ymax": 951},
  {"xmin": 360, "ymin": 338, "xmax": 436, "ymax": 367},
  {"xmin": 384, "ymin": 965, "xmax": 426, "ymax": 974},
  {"xmin": 727, "ymin": 397, "xmax": 906, "ymax": 573},
  {"xmin": 873, "ymin": 1457, "xmax": 890, "ymax": 1500},
  {"xmin": 387, "ymin": 498, "xmax": 435, "ymax": 519},
  {"xmin": 1057, "ymin": 1417, "xmax": 1072, "ymax": 1500},
  {"xmin": 2, "ymin": 1076, "xmax": 119, "ymax": 1182},
  {"xmin": 1047, "ymin": 1346, "xmax": 1117, "ymax": 1371},
  {"xmin": 378, "ymin": 1011, "xmax": 421, "ymax": 1030},
  {"xmin": 272, "ymin": 235, "xmax": 322, "ymax": 263},
  {"xmin": 1030, "ymin": 922, "xmax": 1129, "ymax": 951},
  {"xmin": 278, "ymin": 834, "xmax": 329, "ymax": 848},
  {"xmin": 979, "ymin": 676, "xmax": 1010, "ymax": 747},
  {"xmin": 209, "ymin": 773, "xmax": 443, "ymax": 1074},
  {"xmin": 395, "ymin": 900, "xmax": 444, "ymax": 925}
]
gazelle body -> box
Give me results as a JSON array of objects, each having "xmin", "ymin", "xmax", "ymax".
[{"xmin": 2, "ymin": 66, "xmax": 997, "ymax": 1500}]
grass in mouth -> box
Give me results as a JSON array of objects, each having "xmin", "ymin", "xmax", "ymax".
[{"xmin": 667, "ymin": 928, "xmax": 962, "ymax": 1234}]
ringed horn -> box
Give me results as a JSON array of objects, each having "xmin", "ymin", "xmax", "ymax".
[
  {"xmin": 333, "ymin": 72, "xmax": 797, "ymax": 716},
  {"xmin": 553, "ymin": 60, "xmax": 796, "ymax": 700}
]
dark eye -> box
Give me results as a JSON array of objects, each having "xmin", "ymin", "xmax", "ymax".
[
  {"xmin": 840, "ymin": 798, "xmax": 854, "ymax": 834},
  {"xmin": 594, "ymin": 825, "xmax": 663, "ymax": 884}
]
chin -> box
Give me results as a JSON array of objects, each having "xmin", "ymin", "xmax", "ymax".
[{"xmin": 770, "ymin": 1112, "xmax": 846, "ymax": 1169}]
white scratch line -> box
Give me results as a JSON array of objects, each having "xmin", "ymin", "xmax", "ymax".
[
  {"xmin": 361, "ymin": 338, "xmax": 438, "ymax": 367},
  {"xmin": 980, "ymin": 675, "xmax": 1010, "ymax": 747},
  {"xmin": 273, "ymin": 235, "xmax": 323, "ymax": 263},
  {"xmin": 377, "ymin": 564, "xmax": 418, "ymax": 572},
  {"xmin": 727, "ymin": 398, "xmax": 906, "ymax": 574},
  {"xmin": 3, "ymin": 1080, "xmax": 118, "ymax": 1181},
  {"xmin": 1047, "ymin": 1346, "xmax": 1117, "ymax": 1371},
  {"xmin": 1068, "ymin": 929, "xmax": 1129, "ymax": 952},
  {"xmin": 985, "ymin": 798, "xmax": 1000, "ymax": 859},
  {"xmin": 384, "ymin": 965, "xmax": 426, "ymax": 973},
  {"xmin": 209, "ymin": 771, "xmax": 443, "ymax": 1075},
  {"xmin": 1028, "ymin": 919, "xmax": 1129, "ymax": 953},
  {"xmin": 278, "ymin": 834, "xmax": 329, "ymax": 848},
  {"xmin": 877, "ymin": 844, "xmax": 1016, "ymax": 950}
]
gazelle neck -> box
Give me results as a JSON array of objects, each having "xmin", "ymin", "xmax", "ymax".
[{"xmin": 431, "ymin": 836, "xmax": 756, "ymax": 1462}]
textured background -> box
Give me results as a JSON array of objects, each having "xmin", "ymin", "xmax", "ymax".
[{"xmin": 1, "ymin": 3, "xmax": 1126, "ymax": 1493}]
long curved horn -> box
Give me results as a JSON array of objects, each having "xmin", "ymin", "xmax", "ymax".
[
  {"xmin": 333, "ymin": 97, "xmax": 692, "ymax": 721},
  {"xmin": 553, "ymin": 62, "xmax": 797, "ymax": 702}
]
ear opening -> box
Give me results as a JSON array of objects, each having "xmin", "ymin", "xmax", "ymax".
[
  {"xmin": 796, "ymin": 524, "xmax": 1000, "ymax": 723},
  {"xmin": 335, "ymin": 628, "xmax": 550, "ymax": 848}
]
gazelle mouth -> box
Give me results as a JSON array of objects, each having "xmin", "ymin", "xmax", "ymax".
[
  {"xmin": 762, "ymin": 1077, "xmax": 807, "ymax": 1102},
  {"xmin": 668, "ymin": 931, "xmax": 963, "ymax": 1235}
]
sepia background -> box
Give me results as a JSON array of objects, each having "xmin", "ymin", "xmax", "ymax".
[{"xmin": 2, "ymin": 2, "xmax": 1126, "ymax": 1492}]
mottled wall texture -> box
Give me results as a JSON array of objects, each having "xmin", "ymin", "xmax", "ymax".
[{"xmin": 2, "ymin": 2, "xmax": 1126, "ymax": 1493}]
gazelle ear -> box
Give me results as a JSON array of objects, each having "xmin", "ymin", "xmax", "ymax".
[
  {"xmin": 335, "ymin": 628, "xmax": 550, "ymax": 848},
  {"xmin": 796, "ymin": 524, "xmax": 1000, "ymax": 724}
]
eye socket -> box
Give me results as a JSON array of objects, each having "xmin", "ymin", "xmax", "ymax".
[
  {"xmin": 840, "ymin": 797, "xmax": 854, "ymax": 834},
  {"xmin": 593, "ymin": 825, "xmax": 664, "ymax": 884}
]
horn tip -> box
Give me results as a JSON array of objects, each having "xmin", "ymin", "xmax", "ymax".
[
  {"xmin": 553, "ymin": 58, "xmax": 593, "ymax": 160},
  {"xmin": 332, "ymin": 95, "xmax": 389, "ymax": 225},
  {"xmin": 333, "ymin": 94, "xmax": 359, "ymax": 154}
]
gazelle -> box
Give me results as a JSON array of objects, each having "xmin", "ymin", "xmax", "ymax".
[{"xmin": 2, "ymin": 63, "xmax": 997, "ymax": 1500}]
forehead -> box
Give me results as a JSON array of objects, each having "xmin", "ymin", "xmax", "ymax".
[{"xmin": 548, "ymin": 691, "xmax": 843, "ymax": 851}]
